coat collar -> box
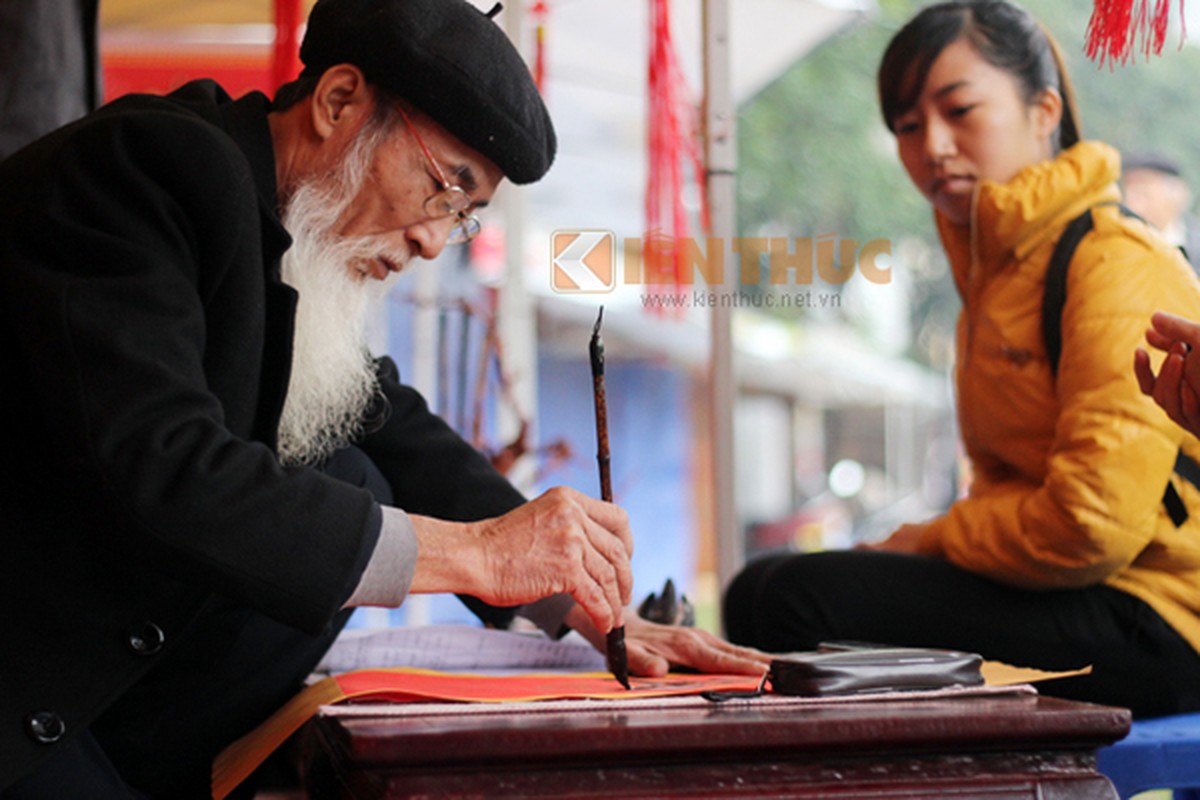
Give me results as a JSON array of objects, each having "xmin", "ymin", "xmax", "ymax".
[
  {"xmin": 218, "ymin": 91, "xmax": 293, "ymax": 274},
  {"xmin": 935, "ymin": 141, "xmax": 1122, "ymax": 289}
]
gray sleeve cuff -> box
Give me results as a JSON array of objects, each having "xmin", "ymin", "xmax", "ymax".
[
  {"xmin": 342, "ymin": 506, "xmax": 419, "ymax": 608},
  {"xmin": 516, "ymin": 593, "xmax": 576, "ymax": 638}
]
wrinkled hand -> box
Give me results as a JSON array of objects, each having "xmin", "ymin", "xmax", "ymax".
[
  {"xmin": 564, "ymin": 604, "xmax": 772, "ymax": 678},
  {"xmin": 411, "ymin": 486, "xmax": 633, "ymax": 635},
  {"xmin": 1135, "ymin": 311, "xmax": 1200, "ymax": 437}
]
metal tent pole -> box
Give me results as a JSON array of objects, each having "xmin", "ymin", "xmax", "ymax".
[
  {"xmin": 702, "ymin": 0, "xmax": 740, "ymax": 594},
  {"xmin": 496, "ymin": 0, "xmax": 539, "ymax": 495}
]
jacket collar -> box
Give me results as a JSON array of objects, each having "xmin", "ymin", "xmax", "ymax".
[{"xmin": 935, "ymin": 141, "xmax": 1122, "ymax": 287}]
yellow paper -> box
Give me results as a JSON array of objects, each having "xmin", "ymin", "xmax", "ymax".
[
  {"xmin": 211, "ymin": 676, "xmax": 346, "ymax": 800},
  {"xmin": 982, "ymin": 660, "xmax": 1092, "ymax": 686}
]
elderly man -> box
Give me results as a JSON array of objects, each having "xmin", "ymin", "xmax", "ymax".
[{"xmin": 0, "ymin": 0, "xmax": 767, "ymax": 796}]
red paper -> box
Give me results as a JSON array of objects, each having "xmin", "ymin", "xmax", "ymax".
[{"xmin": 212, "ymin": 669, "xmax": 763, "ymax": 799}]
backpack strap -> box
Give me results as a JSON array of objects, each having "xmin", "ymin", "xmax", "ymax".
[
  {"xmin": 1041, "ymin": 209, "xmax": 1099, "ymax": 376},
  {"xmin": 1167, "ymin": 450, "xmax": 1200, "ymax": 527},
  {"xmin": 1041, "ymin": 203, "xmax": 1200, "ymax": 526}
]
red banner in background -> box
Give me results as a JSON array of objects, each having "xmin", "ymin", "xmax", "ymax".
[
  {"xmin": 102, "ymin": 0, "xmax": 302, "ymax": 103},
  {"xmin": 103, "ymin": 47, "xmax": 273, "ymax": 103}
]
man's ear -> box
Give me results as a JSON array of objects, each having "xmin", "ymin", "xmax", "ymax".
[{"xmin": 309, "ymin": 64, "xmax": 373, "ymax": 142}]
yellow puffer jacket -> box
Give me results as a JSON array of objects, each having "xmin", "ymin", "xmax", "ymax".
[{"xmin": 917, "ymin": 141, "xmax": 1200, "ymax": 654}]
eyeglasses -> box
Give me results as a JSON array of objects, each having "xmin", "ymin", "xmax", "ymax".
[{"xmin": 396, "ymin": 106, "xmax": 481, "ymax": 245}]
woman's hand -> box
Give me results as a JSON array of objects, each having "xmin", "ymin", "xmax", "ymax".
[{"xmin": 856, "ymin": 522, "xmax": 930, "ymax": 553}]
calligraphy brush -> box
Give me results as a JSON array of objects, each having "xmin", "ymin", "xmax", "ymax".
[{"xmin": 590, "ymin": 306, "xmax": 630, "ymax": 690}]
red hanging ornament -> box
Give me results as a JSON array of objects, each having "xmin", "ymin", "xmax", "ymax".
[
  {"xmin": 645, "ymin": 0, "xmax": 709, "ymax": 312},
  {"xmin": 1085, "ymin": 0, "xmax": 1187, "ymax": 66},
  {"xmin": 531, "ymin": 2, "xmax": 549, "ymax": 93}
]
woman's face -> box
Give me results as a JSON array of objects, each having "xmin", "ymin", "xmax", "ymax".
[{"xmin": 892, "ymin": 37, "xmax": 1061, "ymax": 226}]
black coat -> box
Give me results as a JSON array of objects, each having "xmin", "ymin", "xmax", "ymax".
[{"xmin": 0, "ymin": 80, "xmax": 523, "ymax": 787}]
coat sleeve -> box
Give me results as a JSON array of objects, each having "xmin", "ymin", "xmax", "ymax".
[
  {"xmin": 920, "ymin": 222, "xmax": 1200, "ymax": 588},
  {"xmin": 361, "ymin": 357, "xmax": 528, "ymax": 521},
  {"xmin": 358, "ymin": 357, "xmax": 528, "ymax": 627}
]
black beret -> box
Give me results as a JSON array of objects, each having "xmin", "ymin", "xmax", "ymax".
[{"xmin": 300, "ymin": 0, "xmax": 556, "ymax": 184}]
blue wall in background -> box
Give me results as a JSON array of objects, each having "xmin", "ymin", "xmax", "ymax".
[
  {"xmin": 349, "ymin": 299, "xmax": 695, "ymax": 628},
  {"xmin": 534, "ymin": 352, "xmax": 695, "ymax": 610}
]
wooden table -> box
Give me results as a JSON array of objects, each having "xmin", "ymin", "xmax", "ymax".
[{"xmin": 295, "ymin": 692, "xmax": 1131, "ymax": 799}]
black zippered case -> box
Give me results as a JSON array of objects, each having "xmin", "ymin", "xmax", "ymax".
[{"xmin": 769, "ymin": 647, "xmax": 984, "ymax": 697}]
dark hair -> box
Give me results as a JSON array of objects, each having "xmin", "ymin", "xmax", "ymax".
[{"xmin": 878, "ymin": 0, "xmax": 1080, "ymax": 151}]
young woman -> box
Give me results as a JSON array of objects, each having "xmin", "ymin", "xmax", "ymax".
[{"xmin": 723, "ymin": 0, "xmax": 1200, "ymax": 718}]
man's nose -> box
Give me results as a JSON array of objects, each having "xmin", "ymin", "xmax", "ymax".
[{"xmin": 405, "ymin": 218, "xmax": 455, "ymax": 261}]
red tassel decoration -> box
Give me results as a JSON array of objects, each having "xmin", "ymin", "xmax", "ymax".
[
  {"xmin": 1085, "ymin": 0, "xmax": 1187, "ymax": 66},
  {"xmin": 645, "ymin": 0, "xmax": 709, "ymax": 313},
  {"xmin": 531, "ymin": 2, "xmax": 548, "ymax": 93}
]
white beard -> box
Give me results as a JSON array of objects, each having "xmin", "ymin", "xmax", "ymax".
[{"xmin": 275, "ymin": 127, "xmax": 407, "ymax": 467}]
